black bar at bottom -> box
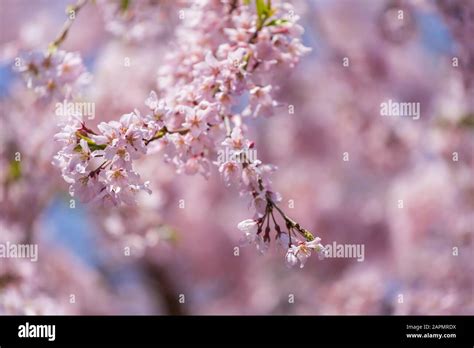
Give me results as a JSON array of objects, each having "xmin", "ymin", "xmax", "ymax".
[{"xmin": 0, "ymin": 315, "xmax": 472, "ymax": 346}]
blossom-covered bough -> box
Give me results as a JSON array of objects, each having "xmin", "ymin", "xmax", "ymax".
[
  {"xmin": 15, "ymin": 0, "xmax": 327, "ymax": 268},
  {"xmin": 13, "ymin": 0, "xmax": 91, "ymax": 102}
]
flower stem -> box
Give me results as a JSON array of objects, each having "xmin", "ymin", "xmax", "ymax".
[
  {"xmin": 49, "ymin": 0, "xmax": 89, "ymax": 53},
  {"xmin": 144, "ymin": 126, "xmax": 190, "ymax": 146},
  {"xmin": 270, "ymin": 200, "xmax": 316, "ymax": 242}
]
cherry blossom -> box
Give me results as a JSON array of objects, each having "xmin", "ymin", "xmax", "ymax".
[
  {"xmin": 285, "ymin": 239, "xmax": 328, "ymax": 269},
  {"xmin": 14, "ymin": 50, "xmax": 90, "ymax": 101},
  {"xmin": 53, "ymin": 111, "xmax": 152, "ymax": 206},
  {"xmin": 21, "ymin": 0, "xmax": 323, "ymax": 268}
]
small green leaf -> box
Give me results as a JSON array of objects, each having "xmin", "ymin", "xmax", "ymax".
[
  {"xmin": 76, "ymin": 132, "xmax": 107, "ymax": 151},
  {"xmin": 76, "ymin": 131, "xmax": 94, "ymax": 144},
  {"xmin": 47, "ymin": 43, "xmax": 58, "ymax": 55},
  {"xmin": 155, "ymin": 128, "xmax": 167, "ymax": 138},
  {"xmin": 8, "ymin": 160, "xmax": 21, "ymax": 182},
  {"xmin": 256, "ymin": 0, "xmax": 267, "ymax": 18},
  {"xmin": 256, "ymin": 0, "xmax": 275, "ymax": 28},
  {"xmin": 120, "ymin": 0, "xmax": 130, "ymax": 12},
  {"xmin": 65, "ymin": 4, "xmax": 75, "ymax": 15},
  {"xmin": 266, "ymin": 18, "xmax": 289, "ymax": 26},
  {"xmin": 90, "ymin": 144, "xmax": 107, "ymax": 151},
  {"xmin": 242, "ymin": 52, "xmax": 251, "ymax": 70}
]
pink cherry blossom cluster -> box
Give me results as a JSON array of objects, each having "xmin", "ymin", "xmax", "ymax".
[
  {"xmin": 149, "ymin": 0, "xmax": 323, "ymax": 264},
  {"xmin": 96, "ymin": 0, "xmax": 175, "ymax": 42},
  {"xmin": 238, "ymin": 217, "xmax": 327, "ymax": 268},
  {"xmin": 14, "ymin": 50, "xmax": 90, "ymax": 102},
  {"xmin": 50, "ymin": 0, "xmax": 325, "ymax": 267},
  {"xmin": 53, "ymin": 111, "xmax": 152, "ymax": 206}
]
